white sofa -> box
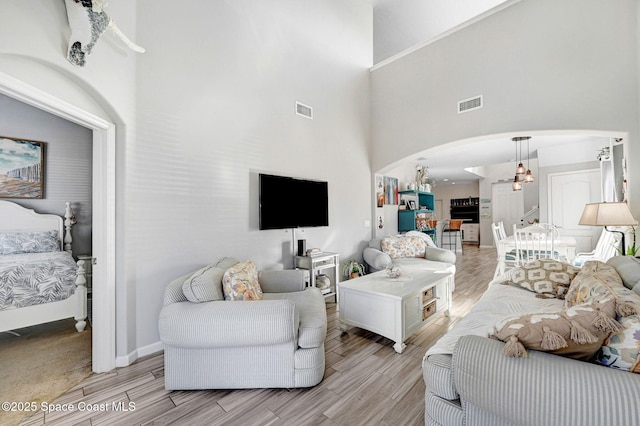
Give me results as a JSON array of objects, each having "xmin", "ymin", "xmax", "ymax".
[
  {"xmin": 159, "ymin": 260, "xmax": 327, "ymax": 390},
  {"xmin": 423, "ymin": 256, "xmax": 640, "ymax": 425},
  {"xmin": 363, "ymin": 232, "xmax": 457, "ymax": 273}
]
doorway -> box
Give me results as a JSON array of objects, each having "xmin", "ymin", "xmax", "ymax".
[
  {"xmin": 548, "ymin": 169, "xmax": 601, "ymax": 253},
  {"xmin": 0, "ymin": 71, "xmax": 116, "ymax": 373},
  {"xmin": 491, "ymin": 182, "xmax": 523, "ymax": 237}
]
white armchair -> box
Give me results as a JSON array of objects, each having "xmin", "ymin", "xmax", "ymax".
[{"xmin": 159, "ymin": 266, "xmax": 327, "ymax": 390}]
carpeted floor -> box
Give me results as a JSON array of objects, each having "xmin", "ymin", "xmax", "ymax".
[{"xmin": 0, "ymin": 319, "xmax": 92, "ymax": 426}]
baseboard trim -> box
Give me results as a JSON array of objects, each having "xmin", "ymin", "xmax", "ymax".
[{"xmin": 115, "ymin": 341, "xmax": 164, "ymax": 367}]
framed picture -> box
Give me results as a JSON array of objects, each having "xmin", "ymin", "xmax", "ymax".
[
  {"xmin": 407, "ymin": 200, "xmax": 417, "ymax": 210},
  {"xmin": 0, "ymin": 136, "xmax": 45, "ymax": 199}
]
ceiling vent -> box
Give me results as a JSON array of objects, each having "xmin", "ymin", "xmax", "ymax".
[
  {"xmin": 457, "ymin": 95, "xmax": 483, "ymax": 114},
  {"xmin": 295, "ymin": 101, "xmax": 313, "ymax": 119}
]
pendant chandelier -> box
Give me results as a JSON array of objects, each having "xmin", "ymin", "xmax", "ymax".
[{"xmin": 512, "ymin": 136, "xmax": 534, "ymax": 191}]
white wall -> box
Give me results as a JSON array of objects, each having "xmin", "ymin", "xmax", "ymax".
[
  {"xmin": 0, "ymin": 0, "xmax": 139, "ymax": 360},
  {"xmin": 133, "ymin": 0, "xmax": 373, "ymax": 350},
  {"xmin": 0, "ymin": 94, "xmax": 93, "ymax": 255},
  {"xmin": 371, "ymin": 0, "xmax": 640, "ymax": 217},
  {"xmin": 1, "ymin": 0, "xmax": 373, "ymax": 361}
]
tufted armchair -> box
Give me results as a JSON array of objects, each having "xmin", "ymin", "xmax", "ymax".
[{"xmin": 159, "ymin": 262, "xmax": 327, "ymax": 390}]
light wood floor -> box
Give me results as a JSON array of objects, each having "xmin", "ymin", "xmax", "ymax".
[{"xmin": 22, "ymin": 245, "xmax": 496, "ymax": 426}]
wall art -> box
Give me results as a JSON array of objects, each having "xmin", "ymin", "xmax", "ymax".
[{"xmin": 0, "ymin": 136, "xmax": 45, "ymax": 199}]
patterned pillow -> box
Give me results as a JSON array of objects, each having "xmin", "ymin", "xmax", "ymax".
[
  {"xmin": 565, "ymin": 261, "xmax": 640, "ymax": 319},
  {"xmin": 381, "ymin": 236, "xmax": 426, "ymax": 259},
  {"xmin": 0, "ymin": 230, "xmax": 61, "ymax": 255},
  {"xmin": 222, "ymin": 260, "xmax": 263, "ymax": 301},
  {"xmin": 182, "ymin": 257, "xmax": 239, "ymax": 303},
  {"xmin": 490, "ymin": 295, "xmax": 619, "ymax": 360},
  {"xmin": 405, "ymin": 231, "xmax": 437, "ymax": 248},
  {"xmin": 508, "ymin": 259, "xmax": 580, "ymax": 299},
  {"xmin": 564, "ymin": 261, "xmax": 624, "ymax": 307},
  {"xmin": 597, "ymin": 314, "xmax": 640, "ymax": 373}
]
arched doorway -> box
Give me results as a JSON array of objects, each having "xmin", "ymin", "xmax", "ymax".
[{"xmin": 0, "ymin": 71, "xmax": 117, "ymax": 373}]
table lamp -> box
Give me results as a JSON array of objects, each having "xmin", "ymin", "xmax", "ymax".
[{"xmin": 578, "ymin": 202, "xmax": 637, "ymax": 255}]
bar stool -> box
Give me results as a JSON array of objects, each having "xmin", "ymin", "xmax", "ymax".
[{"xmin": 444, "ymin": 219, "xmax": 463, "ymax": 254}]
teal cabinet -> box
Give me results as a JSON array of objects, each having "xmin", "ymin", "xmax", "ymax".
[{"xmin": 398, "ymin": 190, "xmax": 435, "ymax": 233}]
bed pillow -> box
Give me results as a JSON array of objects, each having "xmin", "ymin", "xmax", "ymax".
[
  {"xmin": 182, "ymin": 257, "xmax": 239, "ymax": 303},
  {"xmin": 0, "ymin": 230, "xmax": 61, "ymax": 255},
  {"xmin": 222, "ymin": 260, "xmax": 263, "ymax": 301},
  {"xmin": 506, "ymin": 259, "xmax": 580, "ymax": 299}
]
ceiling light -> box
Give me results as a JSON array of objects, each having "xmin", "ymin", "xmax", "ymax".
[
  {"xmin": 512, "ymin": 174, "xmax": 522, "ymax": 191},
  {"xmin": 512, "ymin": 136, "xmax": 533, "ymax": 190}
]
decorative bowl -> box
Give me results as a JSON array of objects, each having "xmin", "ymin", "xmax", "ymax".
[{"xmin": 386, "ymin": 263, "xmax": 403, "ymax": 279}]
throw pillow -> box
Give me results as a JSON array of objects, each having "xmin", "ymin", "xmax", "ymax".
[
  {"xmin": 490, "ymin": 295, "xmax": 619, "ymax": 360},
  {"xmin": 597, "ymin": 314, "xmax": 640, "ymax": 374},
  {"xmin": 381, "ymin": 236, "xmax": 426, "ymax": 259},
  {"xmin": 606, "ymin": 256, "xmax": 640, "ymax": 290},
  {"xmin": 565, "ymin": 261, "xmax": 639, "ymax": 317},
  {"xmin": 222, "ymin": 260, "xmax": 263, "ymax": 301},
  {"xmin": 182, "ymin": 257, "xmax": 239, "ymax": 303},
  {"xmin": 406, "ymin": 231, "xmax": 437, "ymax": 248},
  {"xmin": 507, "ymin": 259, "xmax": 580, "ymax": 299}
]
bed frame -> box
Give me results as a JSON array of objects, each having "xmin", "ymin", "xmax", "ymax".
[{"xmin": 0, "ymin": 200, "xmax": 88, "ymax": 333}]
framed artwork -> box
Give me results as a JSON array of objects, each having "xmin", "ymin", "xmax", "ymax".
[
  {"xmin": 407, "ymin": 200, "xmax": 417, "ymax": 210},
  {"xmin": 0, "ymin": 136, "xmax": 45, "ymax": 199},
  {"xmin": 375, "ymin": 175, "xmax": 384, "ymax": 207},
  {"xmin": 384, "ymin": 176, "xmax": 398, "ymax": 205}
]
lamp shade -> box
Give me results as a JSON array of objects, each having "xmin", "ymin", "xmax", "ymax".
[{"xmin": 578, "ymin": 202, "xmax": 637, "ymax": 226}]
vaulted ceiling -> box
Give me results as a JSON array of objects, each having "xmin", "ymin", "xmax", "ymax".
[
  {"xmin": 368, "ymin": 0, "xmax": 609, "ymax": 184},
  {"xmin": 370, "ymin": 0, "xmax": 508, "ymax": 64}
]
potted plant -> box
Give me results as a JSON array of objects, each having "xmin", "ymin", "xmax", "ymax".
[
  {"xmin": 616, "ymin": 226, "xmax": 639, "ymax": 256},
  {"xmin": 343, "ymin": 259, "xmax": 366, "ymax": 279}
]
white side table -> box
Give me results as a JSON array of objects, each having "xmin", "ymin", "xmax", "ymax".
[{"xmin": 294, "ymin": 252, "xmax": 340, "ymax": 301}]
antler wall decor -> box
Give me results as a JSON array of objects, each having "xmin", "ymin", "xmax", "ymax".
[{"xmin": 64, "ymin": 0, "xmax": 145, "ymax": 67}]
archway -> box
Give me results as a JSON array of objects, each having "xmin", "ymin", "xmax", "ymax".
[{"xmin": 0, "ymin": 70, "xmax": 117, "ymax": 373}]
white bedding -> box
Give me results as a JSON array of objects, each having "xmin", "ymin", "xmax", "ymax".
[{"xmin": 0, "ymin": 252, "xmax": 78, "ymax": 310}]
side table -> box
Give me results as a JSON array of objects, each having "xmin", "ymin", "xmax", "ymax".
[{"xmin": 294, "ymin": 252, "xmax": 340, "ymax": 302}]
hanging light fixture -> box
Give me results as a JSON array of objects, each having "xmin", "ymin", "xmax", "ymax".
[
  {"xmin": 515, "ymin": 138, "xmax": 526, "ymax": 175},
  {"xmin": 512, "ymin": 174, "xmax": 522, "ymax": 191},
  {"xmin": 524, "ymin": 137, "xmax": 534, "ymax": 183},
  {"xmin": 512, "ymin": 136, "xmax": 532, "ymax": 190}
]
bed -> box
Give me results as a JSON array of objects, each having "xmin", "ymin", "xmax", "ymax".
[{"xmin": 0, "ymin": 200, "xmax": 88, "ymax": 333}]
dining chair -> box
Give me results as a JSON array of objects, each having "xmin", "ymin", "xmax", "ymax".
[
  {"xmin": 512, "ymin": 224, "xmax": 557, "ymax": 266},
  {"xmin": 492, "ymin": 222, "xmax": 516, "ymax": 278},
  {"xmin": 573, "ymin": 228, "xmax": 619, "ymax": 266}
]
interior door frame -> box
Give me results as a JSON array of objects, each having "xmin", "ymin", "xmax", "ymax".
[
  {"xmin": 547, "ymin": 168, "xmax": 602, "ymax": 253},
  {"xmin": 0, "ymin": 71, "xmax": 116, "ymax": 373}
]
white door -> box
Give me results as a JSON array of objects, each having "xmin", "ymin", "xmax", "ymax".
[
  {"xmin": 548, "ymin": 169, "xmax": 601, "ymax": 253},
  {"xmin": 492, "ymin": 182, "xmax": 523, "ymax": 237}
]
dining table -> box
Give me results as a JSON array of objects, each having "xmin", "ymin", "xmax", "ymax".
[{"xmin": 496, "ymin": 234, "xmax": 577, "ymax": 276}]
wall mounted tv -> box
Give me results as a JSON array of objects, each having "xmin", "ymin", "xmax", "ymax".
[{"xmin": 259, "ymin": 173, "xmax": 328, "ymax": 230}]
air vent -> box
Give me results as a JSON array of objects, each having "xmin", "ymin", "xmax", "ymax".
[
  {"xmin": 457, "ymin": 95, "xmax": 483, "ymax": 114},
  {"xmin": 295, "ymin": 101, "xmax": 313, "ymax": 119}
]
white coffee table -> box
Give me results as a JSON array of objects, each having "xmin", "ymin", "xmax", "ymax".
[{"xmin": 338, "ymin": 263, "xmax": 454, "ymax": 353}]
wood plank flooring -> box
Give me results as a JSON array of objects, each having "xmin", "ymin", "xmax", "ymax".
[{"xmin": 21, "ymin": 245, "xmax": 496, "ymax": 426}]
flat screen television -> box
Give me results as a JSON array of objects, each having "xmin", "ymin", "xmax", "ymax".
[{"xmin": 259, "ymin": 173, "xmax": 328, "ymax": 230}]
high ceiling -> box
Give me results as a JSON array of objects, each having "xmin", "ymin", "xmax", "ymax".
[
  {"xmin": 368, "ymin": 0, "xmax": 609, "ymax": 184},
  {"xmin": 370, "ymin": 0, "xmax": 508, "ymax": 64}
]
